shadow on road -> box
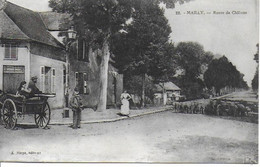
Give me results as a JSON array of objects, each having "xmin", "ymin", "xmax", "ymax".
[{"xmin": 15, "ymin": 124, "xmax": 40, "ymax": 130}]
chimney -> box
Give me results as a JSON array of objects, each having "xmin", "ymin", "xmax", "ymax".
[{"xmin": 0, "ymin": 0, "xmax": 6, "ymax": 10}]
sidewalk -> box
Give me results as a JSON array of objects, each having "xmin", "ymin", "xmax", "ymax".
[{"xmin": 50, "ymin": 105, "xmax": 174, "ymax": 125}]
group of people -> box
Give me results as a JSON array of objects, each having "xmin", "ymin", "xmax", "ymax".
[
  {"xmin": 16, "ymin": 76, "xmax": 132, "ymax": 129},
  {"xmin": 70, "ymin": 89, "xmax": 132, "ymax": 129},
  {"xmin": 16, "ymin": 76, "xmax": 42, "ymax": 99}
]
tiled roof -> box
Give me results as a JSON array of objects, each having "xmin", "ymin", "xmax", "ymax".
[
  {"xmin": 163, "ymin": 82, "xmax": 181, "ymax": 91},
  {"xmin": 155, "ymin": 82, "xmax": 181, "ymax": 92},
  {"xmin": 39, "ymin": 12, "xmax": 70, "ymax": 31},
  {"xmin": 0, "ymin": 10, "xmax": 29, "ymax": 40},
  {"xmin": 0, "ymin": 1, "xmax": 63, "ymax": 48}
]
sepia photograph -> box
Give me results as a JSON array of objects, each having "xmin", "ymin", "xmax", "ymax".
[{"xmin": 0, "ymin": 0, "xmax": 259, "ymax": 164}]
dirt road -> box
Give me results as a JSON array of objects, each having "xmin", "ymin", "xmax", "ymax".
[{"xmin": 0, "ymin": 111, "xmax": 257, "ymax": 163}]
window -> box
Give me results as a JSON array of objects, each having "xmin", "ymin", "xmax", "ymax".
[
  {"xmin": 4, "ymin": 44, "xmax": 18, "ymax": 60},
  {"xmin": 75, "ymin": 72, "xmax": 89, "ymax": 94},
  {"xmin": 77, "ymin": 39, "xmax": 89, "ymax": 62},
  {"xmin": 40, "ymin": 66, "xmax": 45, "ymax": 91},
  {"xmin": 63, "ymin": 69, "xmax": 66, "ymax": 85},
  {"xmin": 40, "ymin": 66, "xmax": 56, "ymax": 94}
]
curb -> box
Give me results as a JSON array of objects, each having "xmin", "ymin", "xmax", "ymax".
[{"xmin": 49, "ymin": 106, "xmax": 174, "ymax": 125}]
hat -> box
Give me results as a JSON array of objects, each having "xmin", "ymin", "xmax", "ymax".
[
  {"xmin": 31, "ymin": 76, "xmax": 38, "ymax": 80},
  {"xmin": 74, "ymin": 87, "xmax": 79, "ymax": 92}
]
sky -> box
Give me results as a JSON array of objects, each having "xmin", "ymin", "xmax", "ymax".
[{"xmin": 7, "ymin": 0, "xmax": 259, "ymax": 86}]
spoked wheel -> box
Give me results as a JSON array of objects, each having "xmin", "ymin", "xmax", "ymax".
[
  {"xmin": 34, "ymin": 102, "xmax": 51, "ymax": 129},
  {"xmin": 2, "ymin": 99, "xmax": 17, "ymax": 129}
]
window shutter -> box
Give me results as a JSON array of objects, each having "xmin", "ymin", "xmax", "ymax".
[
  {"xmin": 52, "ymin": 68, "xmax": 56, "ymax": 93},
  {"xmin": 78, "ymin": 39, "xmax": 83, "ymax": 61},
  {"xmin": 40, "ymin": 66, "xmax": 45, "ymax": 92},
  {"xmin": 83, "ymin": 40, "xmax": 85, "ymax": 60},
  {"xmin": 84, "ymin": 42, "xmax": 89, "ymax": 62},
  {"xmin": 10, "ymin": 45, "xmax": 17, "ymax": 59},
  {"xmin": 75, "ymin": 72, "xmax": 79, "ymax": 88},
  {"xmin": 4, "ymin": 44, "xmax": 10, "ymax": 59},
  {"xmin": 83, "ymin": 73, "xmax": 88, "ymax": 94}
]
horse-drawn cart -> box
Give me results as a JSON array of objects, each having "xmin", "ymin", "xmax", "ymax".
[{"xmin": 0, "ymin": 92, "xmax": 55, "ymax": 129}]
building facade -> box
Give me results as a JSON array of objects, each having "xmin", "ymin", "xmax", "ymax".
[
  {"xmin": 0, "ymin": 1, "xmax": 123, "ymax": 109},
  {"xmin": 154, "ymin": 82, "xmax": 181, "ymax": 105},
  {"xmin": 0, "ymin": 0, "xmax": 66, "ymax": 108}
]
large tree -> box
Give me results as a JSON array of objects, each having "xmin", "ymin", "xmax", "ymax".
[
  {"xmin": 174, "ymin": 42, "xmax": 212, "ymax": 79},
  {"xmin": 49, "ymin": 0, "xmax": 134, "ymax": 111},
  {"xmin": 204, "ymin": 56, "xmax": 248, "ymax": 94},
  {"xmin": 111, "ymin": 2, "xmax": 176, "ymax": 107},
  {"xmin": 172, "ymin": 42, "xmax": 213, "ymax": 99},
  {"xmin": 49, "ymin": 0, "xmax": 190, "ymax": 111}
]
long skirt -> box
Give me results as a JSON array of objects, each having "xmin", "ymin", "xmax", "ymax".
[{"xmin": 120, "ymin": 99, "xmax": 130, "ymax": 115}]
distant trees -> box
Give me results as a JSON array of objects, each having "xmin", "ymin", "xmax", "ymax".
[
  {"xmin": 204, "ymin": 56, "xmax": 248, "ymax": 94},
  {"xmin": 172, "ymin": 42, "xmax": 213, "ymax": 99},
  {"xmin": 252, "ymin": 72, "xmax": 258, "ymax": 91},
  {"xmin": 252, "ymin": 44, "xmax": 259, "ymax": 91}
]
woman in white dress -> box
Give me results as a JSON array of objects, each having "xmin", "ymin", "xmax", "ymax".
[{"xmin": 120, "ymin": 90, "xmax": 132, "ymax": 116}]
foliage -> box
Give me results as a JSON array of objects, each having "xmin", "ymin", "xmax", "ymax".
[
  {"xmin": 252, "ymin": 70, "xmax": 258, "ymax": 91},
  {"xmin": 123, "ymin": 74, "xmax": 155, "ymax": 99},
  {"xmin": 49, "ymin": 0, "xmax": 191, "ymax": 109},
  {"xmin": 112, "ymin": 1, "xmax": 172, "ymax": 76},
  {"xmin": 252, "ymin": 43, "xmax": 259, "ymax": 91},
  {"xmin": 49, "ymin": 0, "xmax": 133, "ymax": 47},
  {"xmin": 150, "ymin": 42, "xmax": 177, "ymax": 82},
  {"xmin": 172, "ymin": 76, "xmax": 205, "ymax": 100},
  {"xmin": 253, "ymin": 43, "xmax": 259, "ymax": 63},
  {"xmin": 110, "ymin": 1, "xmax": 180, "ymax": 106},
  {"xmin": 171, "ymin": 42, "xmax": 213, "ymax": 99},
  {"xmin": 204, "ymin": 56, "xmax": 248, "ymax": 93},
  {"xmin": 174, "ymin": 42, "xmax": 213, "ymax": 79}
]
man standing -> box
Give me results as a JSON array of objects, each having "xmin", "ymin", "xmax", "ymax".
[
  {"xmin": 28, "ymin": 76, "xmax": 42, "ymax": 96},
  {"xmin": 69, "ymin": 87, "xmax": 83, "ymax": 129}
]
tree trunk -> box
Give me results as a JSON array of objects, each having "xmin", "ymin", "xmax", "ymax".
[
  {"xmin": 97, "ymin": 39, "xmax": 110, "ymax": 112},
  {"xmin": 141, "ymin": 73, "xmax": 146, "ymax": 108}
]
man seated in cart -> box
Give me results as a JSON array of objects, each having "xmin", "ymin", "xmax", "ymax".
[{"xmin": 28, "ymin": 76, "xmax": 42, "ymax": 97}]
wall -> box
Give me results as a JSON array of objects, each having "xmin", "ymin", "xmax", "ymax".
[
  {"xmin": 30, "ymin": 43, "xmax": 66, "ymax": 109},
  {"xmin": 0, "ymin": 42, "xmax": 30, "ymax": 90},
  {"xmin": 68, "ymin": 48, "xmax": 123, "ymax": 109},
  {"xmin": 107, "ymin": 65, "xmax": 123, "ymax": 107},
  {"xmin": 68, "ymin": 59, "xmax": 99, "ymax": 108},
  {"xmin": 30, "ymin": 42, "xmax": 65, "ymax": 62}
]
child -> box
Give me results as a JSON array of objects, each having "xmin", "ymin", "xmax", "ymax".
[
  {"xmin": 69, "ymin": 87, "xmax": 83, "ymax": 129},
  {"xmin": 16, "ymin": 81, "xmax": 30, "ymax": 99}
]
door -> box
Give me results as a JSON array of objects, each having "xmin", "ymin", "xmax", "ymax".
[{"xmin": 3, "ymin": 65, "xmax": 25, "ymax": 94}]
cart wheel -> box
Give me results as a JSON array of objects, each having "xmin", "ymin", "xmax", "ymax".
[
  {"xmin": 2, "ymin": 99, "xmax": 17, "ymax": 129},
  {"xmin": 34, "ymin": 102, "xmax": 50, "ymax": 129}
]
